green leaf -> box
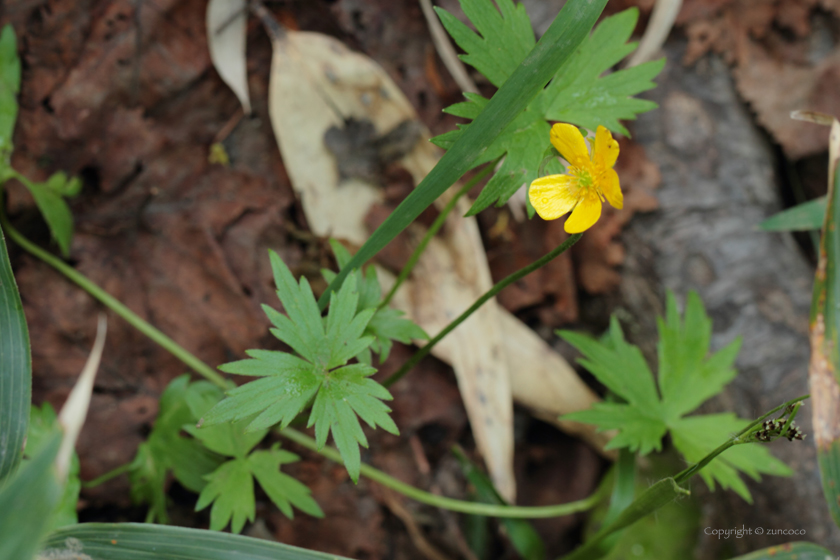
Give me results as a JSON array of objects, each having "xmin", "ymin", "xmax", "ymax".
[
  {"xmin": 543, "ymin": 9, "xmax": 663, "ymax": 135},
  {"xmin": 435, "ymin": 0, "xmax": 535, "ymax": 88},
  {"xmin": 0, "ymin": 24, "xmax": 20, "ymax": 163},
  {"xmin": 759, "ymin": 196, "xmax": 826, "ymax": 231},
  {"xmin": 657, "ymin": 291, "xmax": 741, "ymax": 419},
  {"xmin": 195, "ymin": 444, "xmax": 321, "ymax": 533},
  {"xmin": 324, "ymin": 240, "xmax": 428, "ymax": 364},
  {"xmin": 728, "ymin": 543, "xmax": 835, "ymax": 559},
  {"xmin": 196, "ymin": 458, "xmax": 255, "ymax": 533},
  {"xmin": 321, "ymin": 0, "xmax": 611, "ymax": 307},
  {"xmin": 23, "ymin": 178, "xmax": 74, "ymax": 258},
  {"xmin": 810, "ymin": 123, "xmax": 840, "ymax": 528},
  {"xmin": 24, "ymin": 403, "xmax": 80, "ymax": 530},
  {"xmin": 205, "ymin": 251, "xmax": 397, "ymax": 482},
  {"xmin": 560, "ymin": 291, "xmax": 789, "ymax": 502},
  {"xmin": 43, "ymin": 523, "xmax": 356, "ymax": 560},
  {"xmin": 669, "ymin": 414, "xmax": 791, "ymax": 503},
  {"xmin": 248, "ymin": 445, "xmax": 324, "ymax": 519},
  {"xmin": 566, "ymin": 402, "xmax": 667, "ymax": 455},
  {"xmin": 0, "ymin": 431, "xmax": 61, "ymax": 560},
  {"xmin": 431, "ymin": 7, "xmax": 662, "ymax": 215},
  {"xmin": 0, "ymin": 229, "xmax": 30, "ymax": 483},
  {"xmin": 565, "ymin": 478, "xmax": 689, "ymax": 560},
  {"xmin": 127, "ymin": 376, "xmax": 225, "ymax": 522}
]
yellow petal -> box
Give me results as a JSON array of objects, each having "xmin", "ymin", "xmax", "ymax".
[
  {"xmin": 550, "ymin": 123, "xmax": 590, "ymax": 168},
  {"xmin": 564, "ymin": 191, "xmax": 602, "ymax": 233},
  {"xmin": 600, "ymin": 167, "xmax": 623, "ymax": 210},
  {"xmin": 593, "ymin": 125, "xmax": 619, "ymax": 169},
  {"xmin": 529, "ymin": 174, "xmax": 580, "ymax": 220}
]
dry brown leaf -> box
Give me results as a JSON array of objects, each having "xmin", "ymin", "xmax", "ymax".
[
  {"xmin": 206, "ymin": 0, "xmax": 252, "ymax": 114},
  {"xmin": 265, "ymin": 27, "xmax": 609, "ymax": 500}
]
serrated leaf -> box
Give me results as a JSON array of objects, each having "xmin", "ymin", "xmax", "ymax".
[
  {"xmin": 435, "ymin": 0, "xmax": 534, "ymax": 88},
  {"xmin": 208, "ymin": 251, "xmax": 398, "ymax": 481},
  {"xmin": 127, "ymin": 376, "xmax": 225, "ymax": 522},
  {"xmin": 248, "ymin": 446, "xmax": 323, "ymax": 519},
  {"xmin": 544, "ymin": 9, "xmax": 662, "ymax": 135},
  {"xmin": 670, "ymin": 414, "xmax": 791, "ymax": 503},
  {"xmin": 196, "ymin": 458, "xmax": 255, "ymax": 533},
  {"xmin": 657, "ymin": 291, "xmax": 741, "ymax": 419},
  {"xmin": 309, "ymin": 364, "xmax": 397, "ymax": 482},
  {"xmin": 432, "ymin": 7, "xmax": 662, "ymax": 214},
  {"xmin": 565, "ymin": 402, "xmax": 666, "ymax": 455},
  {"xmin": 560, "ymin": 290, "xmax": 790, "ymax": 502}
]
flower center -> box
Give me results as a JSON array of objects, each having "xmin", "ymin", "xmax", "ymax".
[{"xmin": 571, "ymin": 167, "xmax": 594, "ymax": 189}]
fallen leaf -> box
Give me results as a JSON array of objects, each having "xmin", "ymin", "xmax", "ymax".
[
  {"xmin": 264, "ymin": 26, "xmax": 610, "ymax": 501},
  {"xmin": 206, "ymin": 0, "xmax": 251, "ymax": 115}
]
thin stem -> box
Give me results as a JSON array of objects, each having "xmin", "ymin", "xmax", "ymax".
[
  {"xmin": 673, "ymin": 394, "xmax": 809, "ymax": 484},
  {"xmin": 382, "ymin": 232, "xmax": 583, "ymax": 388},
  {"xmin": 81, "ymin": 462, "xmax": 132, "ymax": 488},
  {"xmin": 280, "ymin": 427, "xmax": 606, "ymax": 518},
  {"xmin": 0, "ymin": 202, "xmax": 228, "ymax": 390},
  {"xmin": 380, "ymin": 162, "xmax": 497, "ymax": 309}
]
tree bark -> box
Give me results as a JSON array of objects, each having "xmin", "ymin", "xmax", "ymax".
[{"xmin": 621, "ymin": 41, "xmax": 840, "ymax": 554}]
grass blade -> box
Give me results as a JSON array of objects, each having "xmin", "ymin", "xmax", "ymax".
[
  {"xmin": 810, "ymin": 120, "xmax": 840, "ymax": 528},
  {"xmin": 42, "ymin": 523, "xmax": 354, "ymax": 559},
  {"xmin": 318, "ymin": 0, "xmax": 609, "ymax": 308},
  {"xmin": 0, "ymin": 229, "xmax": 30, "ymax": 483}
]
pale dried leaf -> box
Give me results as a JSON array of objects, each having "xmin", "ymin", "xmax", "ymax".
[
  {"xmin": 207, "ymin": 0, "xmax": 251, "ymax": 114},
  {"xmin": 266, "ymin": 29, "xmax": 609, "ymax": 500}
]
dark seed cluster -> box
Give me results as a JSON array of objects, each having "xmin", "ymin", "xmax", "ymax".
[{"xmin": 755, "ymin": 418, "xmax": 806, "ymax": 442}]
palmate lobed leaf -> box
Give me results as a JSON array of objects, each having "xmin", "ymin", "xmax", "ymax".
[
  {"xmin": 203, "ymin": 250, "xmax": 400, "ymax": 482},
  {"xmin": 127, "ymin": 376, "xmax": 225, "ymax": 523},
  {"xmin": 431, "ymin": 5, "xmax": 663, "ymax": 215},
  {"xmin": 323, "ymin": 239, "xmax": 428, "ymax": 365},
  {"xmin": 561, "ymin": 290, "xmax": 790, "ymax": 502}
]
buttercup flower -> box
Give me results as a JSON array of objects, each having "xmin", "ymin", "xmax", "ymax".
[{"xmin": 529, "ymin": 123, "xmax": 623, "ymax": 233}]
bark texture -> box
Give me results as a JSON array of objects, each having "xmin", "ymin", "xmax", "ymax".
[{"xmin": 622, "ymin": 42, "xmax": 840, "ymax": 554}]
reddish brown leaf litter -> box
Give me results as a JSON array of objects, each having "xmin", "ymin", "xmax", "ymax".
[
  {"xmin": 670, "ymin": 0, "xmax": 840, "ymax": 159},
  {"xmin": 2, "ymin": 0, "xmax": 604, "ymax": 553}
]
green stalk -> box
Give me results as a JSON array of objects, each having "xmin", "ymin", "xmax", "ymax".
[
  {"xmin": 280, "ymin": 427, "xmax": 605, "ymax": 518},
  {"xmin": 0, "ymin": 207, "xmax": 227, "ymax": 390},
  {"xmin": 81, "ymin": 463, "xmax": 133, "ymax": 488},
  {"xmin": 673, "ymin": 394, "xmax": 808, "ymax": 484},
  {"xmin": 382, "ymin": 232, "xmax": 583, "ymax": 388},
  {"xmin": 380, "ymin": 162, "xmax": 496, "ymax": 309},
  {"xmin": 1, "ymin": 211, "xmax": 605, "ymax": 518}
]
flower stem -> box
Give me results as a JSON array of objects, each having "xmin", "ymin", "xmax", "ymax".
[
  {"xmin": 81, "ymin": 462, "xmax": 133, "ymax": 488},
  {"xmin": 280, "ymin": 426, "xmax": 606, "ymax": 518},
  {"xmin": 0, "ymin": 200, "xmax": 228, "ymax": 390},
  {"xmin": 380, "ymin": 162, "xmax": 496, "ymax": 309},
  {"xmin": 382, "ymin": 232, "xmax": 583, "ymax": 388},
  {"xmin": 673, "ymin": 394, "xmax": 809, "ymax": 484},
  {"xmin": 1, "ymin": 202, "xmax": 605, "ymax": 518}
]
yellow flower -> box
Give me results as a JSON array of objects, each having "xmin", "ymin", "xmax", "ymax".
[{"xmin": 529, "ymin": 123, "xmax": 623, "ymax": 233}]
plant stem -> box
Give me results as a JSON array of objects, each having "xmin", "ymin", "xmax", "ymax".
[
  {"xmin": 382, "ymin": 232, "xmax": 583, "ymax": 388},
  {"xmin": 0, "ymin": 205, "xmax": 228, "ymax": 390},
  {"xmin": 380, "ymin": 162, "xmax": 496, "ymax": 309},
  {"xmin": 81, "ymin": 462, "xmax": 132, "ymax": 488},
  {"xmin": 280, "ymin": 427, "xmax": 605, "ymax": 518},
  {"xmin": 673, "ymin": 394, "xmax": 809, "ymax": 484}
]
